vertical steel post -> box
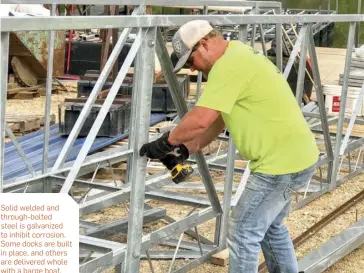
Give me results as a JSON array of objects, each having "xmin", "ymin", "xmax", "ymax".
[
  {"xmin": 336, "ymin": 0, "xmax": 339, "ymax": 13},
  {"xmin": 126, "ymin": 7, "xmax": 147, "ymax": 185},
  {"xmin": 259, "ymin": 24, "xmax": 267, "ymax": 56},
  {"xmin": 125, "ymin": 63, "xmax": 139, "ymax": 185},
  {"xmin": 43, "ymin": 4, "xmax": 57, "ymax": 193},
  {"xmin": 355, "ymin": 0, "xmax": 362, "ymax": 48},
  {"xmin": 330, "ymin": 22, "xmax": 356, "ymax": 190},
  {"xmin": 250, "ymin": 24, "xmax": 257, "ymax": 48},
  {"xmin": 275, "ymin": 6, "xmax": 283, "ymax": 71},
  {"xmin": 295, "ymin": 25, "xmax": 308, "ymax": 105},
  {"xmin": 43, "ymin": 4, "xmax": 56, "ymax": 173},
  {"xmin": 218, "ymin": 135, "xmax": 236, "ymax": 248},
  {"xmin": 123, "ymin": 27, "xmax": 156, "ymax": 273},
  {"xmin": 250, "ymin": 5, "xmax": 257, "ymax": 48},
  {"xmin": 155, "ymin": 29, "xmax": 222, "ymax": 214},
  {"xmin": 239, "ymin": 25, "xmax": 248, "ymax": 43},
  {"xmin": 195, "ymin": 5, "xmax": 208, "ymax": 102},
  {"xmin": 0, "ymin": 32, "xmax": 9, "ymax": 193},
  {"xmin": 307, "ymin": 24, "xmax": 334, "ymax": 167}
]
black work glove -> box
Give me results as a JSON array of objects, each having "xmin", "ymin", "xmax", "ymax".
[
  {"xmin": 139, "ymin": 132, "xmax": 175, "ymax": 159},
  {"xmin": 140, "ymin": 131, "xmax": 189, "ymax": 161},
  {"xmin": 159, "ymin": 154, "xmax": 181, "ymax": 170},
  {"xmin": 159, "ymin": 144, "xmax": 190, "ymax": 170}
]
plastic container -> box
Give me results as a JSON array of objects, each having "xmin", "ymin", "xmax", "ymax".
[
  {"xmin": 58, "ymin": 100, "xmax": 131, "ymax": 137},
  {"xmin": 323, "ymin": 84, "xmax": 364, "ymax": 116},
  {"xmin": 77, "ymin": 75, "xmax": 190, "ymax": 113}
]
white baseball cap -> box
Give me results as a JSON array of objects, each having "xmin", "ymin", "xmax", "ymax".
[{"xmin": 171, "ymin": 20, "xmax": 213, "ymax": 72}]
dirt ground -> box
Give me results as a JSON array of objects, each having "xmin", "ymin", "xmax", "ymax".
[{"xmin": 5, "ymin": 88, "xmax": 364, "ymax": 272}]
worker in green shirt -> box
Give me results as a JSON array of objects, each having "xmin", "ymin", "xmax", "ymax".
[{"xmin": 140, "ymin": 20, "xmax": 319, "ymax": 273}]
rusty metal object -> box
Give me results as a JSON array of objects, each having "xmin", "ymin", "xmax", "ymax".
[
  {"xmin": 258, "ymin": 188, "xmax": 364, "ymax": 273},
  {"xmin": 11, "ymin": 56, "xmax": 38, "ymax": 87},
  {"xmin": 11, "ymin": 30, "xmax": 65, "ymax": 77},
  {"xmin": 9, "ymin": 33, "xmax": 47, "ymax": 79}
]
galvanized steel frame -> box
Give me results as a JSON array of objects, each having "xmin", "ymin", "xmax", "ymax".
[{"xmin": 1, "ymin": 1, "xmax": 364, "ymax": 272}]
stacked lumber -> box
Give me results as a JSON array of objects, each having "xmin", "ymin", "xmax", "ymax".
[
  {"xmin": 6, "ymin": 114, "xmax": 55, "ymax": 136},
  {"xmin": 338, "ymin": 58, "xmax": 364, "ymax": 88},
  {"xmin": 339, "ymin": 69, "xmax": 364, "ymax": 88},
  {"xmin": 7, "ymin": 73, "xmax": 63, "ymax": 99}
]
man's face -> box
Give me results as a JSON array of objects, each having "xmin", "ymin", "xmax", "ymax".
[{"xmin": 185, "ymin": 40, "xmax": 213, "ymax": 78}]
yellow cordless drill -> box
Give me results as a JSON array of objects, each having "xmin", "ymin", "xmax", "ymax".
[
  {"xmin": 170, "ymin": 162, "xmax": 194, "ymax": 183},
  {"xmin": 162, "ymin": 148, "xmax": 194, "ymax": 184}
]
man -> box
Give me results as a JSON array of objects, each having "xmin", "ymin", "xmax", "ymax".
[{"xmin": 140, "ymin": 20, "xmax": 319, "ymax": 273}]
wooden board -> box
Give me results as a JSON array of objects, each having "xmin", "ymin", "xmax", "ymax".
[
  {"xmin": 211, "ymin": 249, "xmax": 229, "ymax": 267},
  {"xmin": 8, "ymin": 91, "xmax": 40, "ymax": 100},
  {"xmin": 11, "ymin": 56, "xmax": 39, "ymax": 87},
  {"xmin": 6, "ymin": 114, "xmax": 56, "ymax": 126},
  {"xmin": 329, "ymin": 123, "xmax": 364, "ymax": 138},
  {"xmin": 7, "ymin": 84, "xmax": 44, "ymax": 95},
  {"xmin": 7, "ymin": 116, "xmax": 41, "ymax": 135}
]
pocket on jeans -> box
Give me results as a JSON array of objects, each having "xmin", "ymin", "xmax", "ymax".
[{"xmin": 283, "ymin": 167, "xmax": 315, "ymax": 200}]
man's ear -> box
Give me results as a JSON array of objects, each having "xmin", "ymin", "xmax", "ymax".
[{"xmin": 199, "ymin": 39, "xmax": 208, "ymax": 49}]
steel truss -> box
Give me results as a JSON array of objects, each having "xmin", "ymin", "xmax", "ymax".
[{"xmin": 1, "ymin": 1, "xmax": 364, "ymax": 272}]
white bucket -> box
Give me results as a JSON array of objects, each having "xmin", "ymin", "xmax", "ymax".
[{"xmin": 323, "ymin": 84, "xmax": 364, "ymax": 116}]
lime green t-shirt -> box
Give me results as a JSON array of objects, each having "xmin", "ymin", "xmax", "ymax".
[{"xmin": 196, "ymin": 41, "xmax": 319, "ymax": 175}]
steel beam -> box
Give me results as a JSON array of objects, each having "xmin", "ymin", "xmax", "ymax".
[
  {"xmin": 123, "ymin": 26, "xmax": 157, "ymax": 273},
  {"xmin": 141, "ymin": 207, "xmax": 217, "ymax": 251},
  {"xmin": 79, "ymin": 253, "xmax": 114, "ymax": 273},
  {"xmin": 307, "ymin": 24, "xmax": 334, "ymax": 163},
  {"xmin": 140, "ymin": 250, "xmax": 207, "ymax": 260},
  {"xmin": 295, "ymin": 25, "xmax": 309, "ymax": 104},
  {"xmin": 2, "ymin": 15, "xmax": 364, "ymax": 32},
  {"xmin": 173, "ymin": 247, "xmax": 221, "ymax": 273},
  {"xmin": 283, "ymin": 25, "xmax": 307, "ymax": 79},
  {"xmin": 146, "ymin": 190, "xmax": 211, "ymax": 207},
  {"xmin": 1, "ymin": 0, "xmax": 282, "ymax": 8},
  {"xmin": 0, "ymin": 32, "xmax": 9, "ymax": 193},
  {"xmin": 275, "ymin": 6, "xmax": 283, "ymax": 71},
  {"xmin": 86, "ymin": 207, "xmax": 166, "ymax": 238},
  {"xmin": 339, "ymin": 83, "xmax": 364, "ymax": 156},
  {"xmin": 161, "ymin": 239, "xmax": 214, "ymax": 252},
  {"xmin": 80, "ymin": 235, "xmax": 124, "ymax": 252},
  {"xmin": 330, "ymin": 22, "xmax": 356, "ymax": 190},
  {"xmin": 162, "ymin": 214, "xmax": 214, "ymax": 246},
  {"xmin": 42, "ymin": 4, "xmax": 56, "ymax": 174},
  {"xmin": 298, "ymin": 217, "xmax": 364, "ymax": 273},
  {"xmin": 3, "ymin": 148, "xmax": 133, "ymax": 192},
  {"xmin": 218, "ymin": 136, "xmax": 236, "ymax": 248},
  {"xmin": 155, "ymin": 28, "xmax": 222, "ymax": 214},
  {"xmin": 4, "ymin": 125, "xmax": 35, "ymax": 177}
]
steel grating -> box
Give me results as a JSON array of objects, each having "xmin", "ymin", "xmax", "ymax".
[{"xmin": 3, "ymin": 113, "xmax": 166, "ymax": 182}]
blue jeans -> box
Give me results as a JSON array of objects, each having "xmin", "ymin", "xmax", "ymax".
[{"xmin": 227, "ymin": 163, "xmax": 316, "ymax": 273}]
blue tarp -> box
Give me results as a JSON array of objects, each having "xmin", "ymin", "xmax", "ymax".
[{"xmin": 4, "ymin": 113, "xmax": 167, "ymax": 182}]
